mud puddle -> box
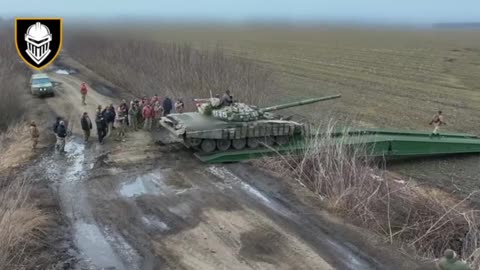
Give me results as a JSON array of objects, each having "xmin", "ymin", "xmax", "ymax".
[
  {"xmin": 41, "ymin": 139, "xmax": 140, "ymax": 270},
  {"xmin": 118, "ymin": 168, "xmax": 194, "ymax": 198},
  {"xmin": 91, "ymin": 81, "xmax": 119, "ymax": 98},
  {"xmin": 52, "ymin": 63, "xmax": 78, "ymax": 75},
  {"xmin": 75, "ymin": 222, "xmax": 126, "ymax": 270},
  {"xmin": 119, "ymin": 173, "xmax": 165, "ymax": 197}
]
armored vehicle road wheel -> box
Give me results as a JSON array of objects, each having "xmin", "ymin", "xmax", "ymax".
[
  {"xmin": 200, "ymin": 139, "xmax": 216, "ymax": 153},
  {"xmin": 263, "ymin": 136, "xmax": 275, "ymax": 147},
  {"xmin": 216, "ymin": 139, "xmax": 231, "ymax": 151},
  {"xmin": 275, "ymin": 135, "xmax": 289, "ymax": 145},
  {"xmin": 247, "ymin": 138, "xmax": 259, "ymax": 149},
  {"xmin": 232, "ymin": 138, "xmax": 247, "ymax": 150},
  {"xmin": 185, "ymin": 137, "xmax": 202, "ymax": 147}
]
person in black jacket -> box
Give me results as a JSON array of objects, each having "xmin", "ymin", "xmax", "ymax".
[
  {"xmin": 53, "ymin": 116, "xmax": 62, "ymax": 134},
  {"xmin": 163, "ymin": 96, "xmax": 173, "ymax": 116},
  {"xmin": 95, "ymin": 112, "xmax": 107, "ymax": 144},
  {"xmin": 80, "ymin": 112, "xmax": 93, "ymax": 142},
  {"xmin": 55, "ymin": 120, "xmax": 67, "ymax": 153},
  {"xmin": 103, "ymin": 104, "xmax": 116, "ymax": 136}
]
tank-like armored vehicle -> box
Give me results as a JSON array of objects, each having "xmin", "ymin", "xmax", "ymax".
[{"xmin": 160, "ymin": 94, "xmax": 341, "ymax": 153}]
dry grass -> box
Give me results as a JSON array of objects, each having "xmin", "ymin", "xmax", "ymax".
[
  {"xmin": 0, "ymin": 25, "xmax": 58, "ymax": 270},
  {"xmin": 0, "ymin": 123, "xmax": 37, "ymax": 170},
  {"xmin": 66, "ymin": 31, "xmax": 275, "ymax": 109},
  {"xmin": 0, "ymin": 28, "xmax": 27, "ymax": 131},
  {"xmin": 0, "ymin": 177, "xmax": 51, "ymax": 270},
  {"xmin": 263, "ymin": 122, "xmax": 480, "ymax": 266}
]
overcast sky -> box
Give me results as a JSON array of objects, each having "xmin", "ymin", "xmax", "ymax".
[{"xmin": 2, "ymin": 0, "xmax": 479, "ymax": 24}]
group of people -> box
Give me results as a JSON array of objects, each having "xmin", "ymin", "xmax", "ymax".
[{"xmin": 78, "ymin": 83, "xmax": 185, "ymax": 144}]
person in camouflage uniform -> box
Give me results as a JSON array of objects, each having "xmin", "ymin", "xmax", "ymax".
[
  {"xmin": 437, "ymin": 249, "xmax": 471, "ymax": 270},
  {"xmin": 116, "ymin": 103, "xmax": 127, "ymax": 141},
  {"xmin": 29, "ymin": 121, "xmax": 40, "ymax": 150},
  {"xmin": 128, "ymin": 101, "xmax": 139, "ymax": 131}
]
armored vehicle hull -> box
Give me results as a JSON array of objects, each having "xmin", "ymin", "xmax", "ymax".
[
  {"xmin": 160, "ymin": 95, "xmax": 340, "ymax": 153},
  {"xmin": 161, "ymin": 112, "xmax": 303, "ymax": 153}
]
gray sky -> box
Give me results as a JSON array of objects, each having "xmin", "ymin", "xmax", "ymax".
[{"xmin": 2, "ymin": 0, "xmax": 479, "ymax": 24}]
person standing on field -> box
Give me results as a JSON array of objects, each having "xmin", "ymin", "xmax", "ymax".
[
  {"xmin": 80, "ymin": 112, "xmax": 93, "ymax": 142},
  {"xmin": 95, "ymin": 112, "xmax": 107, "ymax": 144},
  {"xmin": 174, "ymin": 98, "xmax": 184, "ymax": 113},
  {"xmin": 80, "ymin": 82, "xmax": 88, "ymax": 105},
  {"xmin": 104, "ymin": 104, "xmax": 116, "ymax": 136},
  {"xmin": 163, "ymin": 96, "xmax": 173, "ymax": 116},
  {"xmin": 129, "ymin": 101, "xmax": 139, "ymax": 131},
  {"xmin": 116, "ymin": 103, "xmax": 127, "ymax": 141},
  {"xmin": 429, "ymin": 110, "xmax": 446, "ymax": 136},
  {"xmin": 53, "ymin": 116, "xmax": 62, "ymax": 135},
  {"xmin": 142, "ymin": 103, "xmax": 154, "ymax": 130},
  {"xmin": 153, "ymin": 100, "xmax": 163, "ymax": 127},
  {"xmin": 29, "ymin": 121, "xmax": 40, "ymax": 150},
  {"xmin": 151, "ymin": 94, "xmax": 160, "ymax": 105}
]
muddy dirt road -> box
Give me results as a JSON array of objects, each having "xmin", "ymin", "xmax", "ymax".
[{"xmin": 25, "ymin": 56, "xmax": 418, "ymax": 270}]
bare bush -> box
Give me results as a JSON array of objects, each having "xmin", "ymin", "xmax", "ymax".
[
  {"xmin": 263, "ymin": 121, "xmax": 480, "ymax": 265},
  {"xmin": 0, "ymin": 28, "xmax": 27, "ymax": 131},
  {"xmin": 66, "ymin": 32, "xmax": 274, "ymax": 109}
]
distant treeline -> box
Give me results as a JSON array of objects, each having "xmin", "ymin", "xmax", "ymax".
[{"xmin": 433, "ymin": 22, "xmax": 480, "ymax": 29}]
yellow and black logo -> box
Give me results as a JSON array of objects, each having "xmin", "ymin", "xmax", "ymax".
[{"xmin": 15, "ymin": 18, "xmax": 63, "ymax": 70}]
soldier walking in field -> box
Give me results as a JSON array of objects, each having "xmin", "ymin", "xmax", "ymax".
[
  {"xmin": 29, "ymin": 121, "xmax": 40, "ymax": 150},
  {"xmin": 80, "ymin": 112, "xmax": 93, "ymax": 142},
  {"xmin": 429, "ymin": 110, "xmax": 446, "ymax": 136},
  {"xmin": 80, "ymin": 82, "xmax": 88, "ymax": 105}
]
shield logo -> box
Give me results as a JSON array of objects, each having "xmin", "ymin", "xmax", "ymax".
[{"xmin": 15, "ymin": 18, "xmax": 63, "ymax": 70}]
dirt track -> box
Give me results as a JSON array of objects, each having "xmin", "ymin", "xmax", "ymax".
[{"xmin": 24, "ymin": 56, "xmax": 422, "ymax": 270}]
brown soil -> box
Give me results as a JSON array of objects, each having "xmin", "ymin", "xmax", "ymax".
[{"xmin": 18, "ymin": 53, "xmax": 426, "ymax": 269}]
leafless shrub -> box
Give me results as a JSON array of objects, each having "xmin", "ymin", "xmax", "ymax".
[
  {"xmin": 0, "ymin": 28, "xmax": 27, "ymax": 131},
  {"xmin": 263, "ymin": 121, "xmax": 480, "ymax": 265},
  {"xmin": 66, "ymin": 32, "xmax": 274, "ymax": 109}
]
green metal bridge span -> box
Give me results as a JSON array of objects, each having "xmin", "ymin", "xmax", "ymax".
[{"xmin": 194, "ymin": 128, "xmax": 480, "ymax": 163}]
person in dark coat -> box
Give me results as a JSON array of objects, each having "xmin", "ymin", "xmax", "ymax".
[
  {"xmin": 95, "ymin": 112, "xmax": 107, "ymax": 143},
  {"xmin": 80, "ymin": 112, "xmax": 93, "ymax": 142},
  {"xmin": 55, "ymin": 120, "xmax": 67, "ymax": 153},
  {"xmin": 103, "ymin": 104, "xmax": 116, "ymax": 136},
  {"xmin": 163, "ymin": 97, "xmax": 173, "ymax": 116},
  {"xmin": 220, "ymin": 90, "xmax": 233, "ymax": 107},
  {"xmin": 53, "ymin": 116, "xmax": 62, "ymax": 134}
]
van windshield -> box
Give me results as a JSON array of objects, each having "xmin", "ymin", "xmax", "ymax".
[{"xmin": 32, "ymin": 78, "xmax": 51, "ymax": 85}]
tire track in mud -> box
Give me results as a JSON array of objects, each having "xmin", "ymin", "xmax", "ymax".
[
  {"xmin": 206, "ymin": 165, "xmax": 381, "ymax": 270},
  {"xmin": 28, "ymin": 138, "xmax": 142, "ymax": 270}
]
